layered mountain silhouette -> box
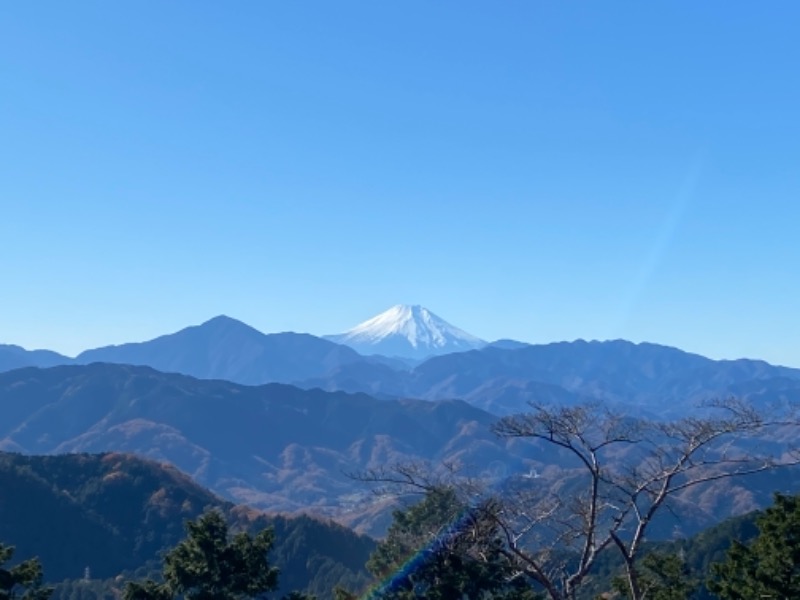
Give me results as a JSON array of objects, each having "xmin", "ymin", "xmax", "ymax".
[
  {"xmin": 5, "ymin": 307, "xmax": 800, "ymax": 421},
  {"xmin": 4, "ymin": 312, "xmax": 800, "ymax": 418},
  {"xmin": 0, "ymin": 363, "xmax": 527, "ymax": 534},
  {"xmin": 3, "ymin": 363, "xmax": 800, "ymax": 539},
  {"xmin": 1, "ymin": 315, "xmax": 410, "ymax": 387},
  {"xmin": 301, "ymin": 339, "xmax": 800, "ymax": 417},
  {"xmin": 0, "ymin": 344, "xmax": 70, "ymax": 371},
  {"xmin": 74, "ymin": 315, "xmax": 370, "ymax": 385}
]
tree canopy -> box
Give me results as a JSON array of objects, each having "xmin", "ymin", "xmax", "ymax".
[
  {"xmin": 0, "ymin": 543, "xmax": 51, "ymax": 600},
  {"xmin": 611, "ymin": 552, "xmax": 697, "ymax": 600},
  {"xmin": 363, "ymin": 487, "xmax": 539, "ymax": 599},
  {"xmin": 358, "ymin": 399, "xmax": 800, "ymax": 600},
  {"xmin": 124, "ymin": 510, "xmax": 302, "ymax": 600},
  {"xmin": 709, "ymin": 493, "xmax": 800, "ymax": 599}
]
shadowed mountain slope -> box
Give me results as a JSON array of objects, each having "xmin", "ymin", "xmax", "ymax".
[
  {"xmin": 0, "ymin": 451, "xmax": 374, "ymax": 599},
  {"xmin": 4, "ymin": 361, "xmax": 800, "ymax": 540},
  {"xmin": 0, "ymin": 363, "xmax": 524, "ymax": 534}
]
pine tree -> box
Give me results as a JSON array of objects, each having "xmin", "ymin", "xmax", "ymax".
[
  {"xmin": 0, "ymin": 542, "xmax": 52, "ymax": 600},
  {"xmin": 364, "ymin": 488, "xmax": 539, "ymax": 599},
  {"xmin": 611, "ymin": 552, "xmax": 696, "ymax": 600},
  {"xmin": 124, "ymin": 511, "xmax": 280, "ymax": 600},
  {"xmin": 709, "ymin": 493, "xmax": 800, "ymax": 599}
]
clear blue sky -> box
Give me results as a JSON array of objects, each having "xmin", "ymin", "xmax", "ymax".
[{"xmin": 2, "ymin": 2, "xmax": 799, "ymax": 365}]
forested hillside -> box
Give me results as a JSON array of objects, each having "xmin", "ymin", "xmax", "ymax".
[{"xmin": 0, "ymin": 452, "xmax": 373, "ymax": 599}]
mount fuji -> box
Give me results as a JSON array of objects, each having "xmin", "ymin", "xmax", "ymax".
[{"xmin": 325, "ymin": 304, "xmax": 486, "ymax": 359}]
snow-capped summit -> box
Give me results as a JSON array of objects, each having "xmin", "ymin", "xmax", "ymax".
[{"xmin": 325, "ymin": 304, "xmax": 486, "ymax": 359}]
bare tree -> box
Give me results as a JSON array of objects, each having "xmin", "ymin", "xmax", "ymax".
[
  {"xmin": 355, "ymin": 399, "xmax": 800, "ymax": 600},
  {"xmin": 488, "ymin": 399, "xmax": 800, "ymax": 600}
]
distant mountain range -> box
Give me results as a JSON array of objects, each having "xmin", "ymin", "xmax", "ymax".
[
  {"xmin": 0, "ymin": 363, "xmax": 528, "ymax": 535},
  {"xmin": 302, "ymin": 339, "xmax": 800, "ymax": 418},
  {"xmin": 3, "ymin": 363, "xmax": 800, "ymax": 540},
  {"xmin": 0, "ymin": 305, "xmax": 486, "ymax": 373},
  {"xmin": 76, "ymin": 315, "xmax": 368, "ymax": 385},
  {"xmin": 0, "ymin": 344, "xmax": 71, "ymax": 371},
  {"xmin": 0, "ymin": 315, "xmax": 384, "ymax": 385},
  {"xmin": 3, "ymin": 305, "xmax": 800, "ymax": 571},
  {"xmin": 4, "ymin": 308, "xmax": 800, "ymax": 418}
]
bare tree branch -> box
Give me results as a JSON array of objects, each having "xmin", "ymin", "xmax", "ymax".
[{"xmin": 352, "ymin": 397, "xmax": 800, "ymax": 600}]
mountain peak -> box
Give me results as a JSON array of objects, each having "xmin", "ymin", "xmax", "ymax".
[
  {"xmin": 326, "ymin": 305, "xmax": 485, "ymax": 359},
  {"xmin": 200, "ymin": 314, "xmax": 250, "ymax": 328}
]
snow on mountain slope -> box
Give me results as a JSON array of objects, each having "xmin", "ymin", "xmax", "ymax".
[{"xmin": 325, "ymin": 305, "xmax": 486, "ymax": 359}]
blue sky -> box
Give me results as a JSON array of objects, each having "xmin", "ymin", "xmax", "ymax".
[{"xmin": 2, "ymin": 2, "xmax": 800, "ymax": 365}]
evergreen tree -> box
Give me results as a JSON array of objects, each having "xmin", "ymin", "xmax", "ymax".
[
  {"xmin": 363, "ymin": 487, "xmax": 539, "ymax": 599},
  {"xmin": 0, "ymin": 542, "xmax": 52, "ymax": 600},
  {"xmin": 611, "ymin": 552, "xmax": 696, "ymax": 600},
  {"xmin": 709, "ymin": 493, "xmax": 800, "ymax": 599},
  {"xmin": 124, "ymin": 510, "xmax": 312, "ymax": 600},
  {"xmin": 332, "ymin": 589, "xmax": 358, "ymax": 600}
]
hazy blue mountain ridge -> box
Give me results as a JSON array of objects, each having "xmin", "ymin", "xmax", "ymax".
[
  {"xmin": 0, "ymin": 344, "xmax": 72, "ymax": 371},
  {"xmin": 0, "ymin": 363, "xmax": 526, "ymax": 534},
  {"xmin": 1, "ymin": 315, "xmax": 414, "ymax": 389},
  {"xmin": 302, "ymin": 339, "xmax": 800, "ymax": 417},
  {"xmin": 5, "ymin": 315, "xmax": 800, "ymax": 420},
  {"xmin": 3, "ymin": 362, "xmax": 800, "ymax": 539},
  {"xmin": 75, "ymin": 315, "xmax": 369, "ymax": 385}
]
